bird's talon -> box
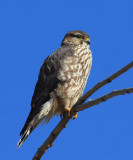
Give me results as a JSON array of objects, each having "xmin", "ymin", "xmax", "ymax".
[
  {"xmin": 65, "ymin": 108, "xmax": 71, "ymax": 117},
  {"xmin": 73, "ymin": 112, "xmax": 78, "ymax": 119}
]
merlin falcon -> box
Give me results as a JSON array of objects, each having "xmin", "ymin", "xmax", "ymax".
[{"xmin": 17, "ymin": 30, "xmax": 92, "ymax": 147}]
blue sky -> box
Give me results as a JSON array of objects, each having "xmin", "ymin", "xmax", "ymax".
[{"xmin": 0, "ymin": 0, "xmax": 133, "ymax": 159}]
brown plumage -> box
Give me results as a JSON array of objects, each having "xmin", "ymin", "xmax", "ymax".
[{"xmin": 17, "ymin": 30, "xmax": 92, "ymax": 147}]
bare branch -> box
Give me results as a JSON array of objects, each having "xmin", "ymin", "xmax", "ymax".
[
  {"xmin": 78, "ymin": 61, "xmax": 133, "ymax": 104},
  {"xmin": 33, "ymin": 117, "xmax": 70, "ymax": 160},
  {"xmin": 32, "ymin": 62, "xmax": 133, "ymax": 160},
  {"xmin": 74, "ymin": 88, "xmax": 133, "ymax": 112}
]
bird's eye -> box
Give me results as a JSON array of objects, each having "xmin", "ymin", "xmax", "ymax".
[{"xmin": 76, "ymin": 34, "xmax": 82, "ymax": 39}]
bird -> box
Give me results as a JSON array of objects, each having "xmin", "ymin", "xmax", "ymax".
[{"xmin": 17, "ymin": 30, "xmax": 92, "ymax": 148}]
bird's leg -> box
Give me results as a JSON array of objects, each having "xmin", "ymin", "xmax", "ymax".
[
  {"xmin": 73, "ymin": 112, "xmax": 78, "ymax": 119},
  {"xmin": 65, "ymin": 107, "xmax": 71, "ymax": 118}
]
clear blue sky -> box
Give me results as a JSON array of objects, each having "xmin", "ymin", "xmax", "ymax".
[{"xmin": 0, "ymin": 0, "xmax": 133, "ymax": 160}]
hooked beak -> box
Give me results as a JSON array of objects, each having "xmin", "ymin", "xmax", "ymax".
[{"xmin": 84, "ymin": 38, "xmax": 91, "ymax": 45}]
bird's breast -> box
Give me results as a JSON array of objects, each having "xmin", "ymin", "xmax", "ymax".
[{"xmin": 54, "ymin": 44, "xmax": 92, "ymax": 108}]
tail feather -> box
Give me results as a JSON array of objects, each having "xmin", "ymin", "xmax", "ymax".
[
  {"xmin": 20, "ymin": 108, "xmax": 39, "ymax": 136},
  {"xmin": 17, "ymin": 101, "xmax": 53, "ymax": 148},
  {"xmin": 17, "ymin": 127, "xmax": 32, "ymax": 148},
  {"xmin": 17, "ymin": 117, "xmax": 44, "ymax": 148}
]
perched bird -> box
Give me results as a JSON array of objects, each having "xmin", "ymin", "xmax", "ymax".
[{"xmin": 17, "ymin": 30, "xmax": 92, "ymax": 147}]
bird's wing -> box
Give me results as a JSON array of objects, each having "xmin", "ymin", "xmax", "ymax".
[
  {"xmin": 31, "ymin": 46, "xmax": 74, "ymax": 108},
  {"xmin": 20, "ymin": 46, "xmax": 74, "ymax": 136}
]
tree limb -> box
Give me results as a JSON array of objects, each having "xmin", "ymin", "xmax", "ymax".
[
  {"xmin": 32, "ymin": 61, "xmax": 133, "ymax": 160},
  {"xmin": 74, "ymin": 88, "xmax": 133, "ymax": 112},
  {"xmin": 78, "ymin": 61, "xmax": 133, "ymax": 104}
]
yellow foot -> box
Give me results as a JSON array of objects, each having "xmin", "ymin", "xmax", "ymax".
[
  {"xmin": 73, "ymin": 112, "xmax": 78, "ymax": 119},
  {"xmin": 65, "ymin": 107, "xmax": 71, "ymax": 117}
]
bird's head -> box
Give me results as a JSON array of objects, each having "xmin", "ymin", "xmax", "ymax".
[{"xmin": 61, "ymin": 30, "xmax": 90, "ymax": 46}]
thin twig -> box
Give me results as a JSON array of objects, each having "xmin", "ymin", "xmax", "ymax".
[
  {"xmin": 78, "ymin": 61, "xmax": 133, "ymax": 104},
  {"xmin": 32, "ymin": 62, "xmax": 133, "ymax": 160},
  {"xmin": 74, "ymin": 88, "xmax": 133, "ymax": 112}
]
